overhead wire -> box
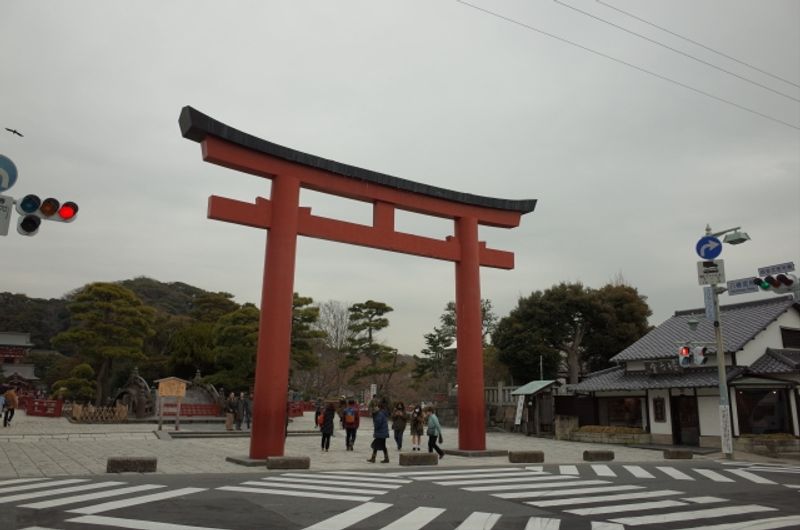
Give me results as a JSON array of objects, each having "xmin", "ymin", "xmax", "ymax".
[
  {"xmin": 596, "ymin": 0, "xmax": 800, "ymax": 89},
  {"xmin": 454, "ymin": 0, "xmax": 800, "ymax": 131},
  {"xmin": 553, "ymin": 0, "xmax": 799, "ymax": 103}
]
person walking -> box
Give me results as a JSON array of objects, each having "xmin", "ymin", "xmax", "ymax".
[
  {"xmin": 224, "ymin": 392, "xmax": 236, "ymax": 431},
  {"xmin": 314, "ymin": 397, "xmax": 324, "ymax": 430},
  {"xmin": 367, "ymin": 399, "xmax": 390, "ymax": 463},
  {"xmin": 233, "ymin": 393, "xmax": 244, "ymax": 430},
  {"xmin": 320, "ymin": 402, "xmax": 335, "ymax": 452},
  {"xmin": 391, "ymin": 401, "xmax": 408, "ymax": 451},
  {"xmin": 4, "ymin": 386, "xmax": 18, "ymax": 428},
  {"xmin": 242, "ymin": 392, "xmax": 252, "ymax": 430},
  {"xmin": 425, "ymin": 405, "xmax": 444, "ymax": 459},
  {"xmin": 342, "ymin": 399, "xmax": 360, "ymax": 450},
  {"xmin": 409, "ymin": 404, "xmax": 425, "ymax": 451}
]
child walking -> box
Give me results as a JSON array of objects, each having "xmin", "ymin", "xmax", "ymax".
[{"xmin": 425, "ymin": 405, "xmax": 444, "ymax": 459}]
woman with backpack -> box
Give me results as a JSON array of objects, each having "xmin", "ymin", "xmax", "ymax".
[
  {"xmin": 342, "ymin": 399, "xmax": 360, "ymax": 451},
  {"xmin": 391, "ymin": 401, "xmax": 408, "ymax": 451},
  {"xmin": 319, "ymin": 402, "xmax": 335, "ymax": 452},
  {"xmin": 367, "ymin": 399, "xmax": 390, "ymax": 463},
  {"xmin": 409, "ymin": 404, "xmax": 425, "ymax": 451}
]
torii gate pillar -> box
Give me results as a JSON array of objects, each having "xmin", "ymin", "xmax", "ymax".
[{"xmin": 179, "ymin": 106, "xmax": 536, "ymax": 459}]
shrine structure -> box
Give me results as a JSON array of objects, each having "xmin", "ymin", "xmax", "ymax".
[{"xmin": 179, "ymin": 106, "xmax": 536, "ymax": 459}]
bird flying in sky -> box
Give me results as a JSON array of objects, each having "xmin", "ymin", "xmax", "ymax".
[{"xmin": 4, "ymin": 128, "xmax": 23, "ymax": 137}]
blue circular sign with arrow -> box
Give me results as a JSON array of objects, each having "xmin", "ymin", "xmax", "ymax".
[
  {"xmin": 696, "ymin": 235, "xmax": 722, "ymax": 260},
  {"xmin": 0, "ymin": 155, "xmax": 18, "ymax": 192}
]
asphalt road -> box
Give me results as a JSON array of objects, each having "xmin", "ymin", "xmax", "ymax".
[{"xmin": 3, "ymin": 460, "xmax": 799, "ymax": 530}]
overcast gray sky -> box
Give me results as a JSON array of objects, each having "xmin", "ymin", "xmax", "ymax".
[{"xmin": 2, "ymin": 1, "xmax": 798, "ymax": 363}]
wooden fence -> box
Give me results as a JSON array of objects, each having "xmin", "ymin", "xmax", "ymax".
[{"xmin": 70, "ymin": 403, "xmax": 128, "ymax": 423}]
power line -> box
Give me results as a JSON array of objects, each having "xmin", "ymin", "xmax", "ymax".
[
  {"xmin": 454, "ymin": 0, "xmax": 800, "ymax": 131},
  {"xmin": 553, "ymin": 0, "xmax": 799, "ymax": 103},
  {"xmin": 596, "ymin": 0, "xmax": 800, "ymax": 89}
]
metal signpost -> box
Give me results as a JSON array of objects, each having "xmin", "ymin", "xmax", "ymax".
[{"xmin": 695, "ymin": 233, "xmax": 733, "ymax": 459}]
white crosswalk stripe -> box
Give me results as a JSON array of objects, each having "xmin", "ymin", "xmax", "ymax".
[
  {"xmin": 559, "ymin": 465, "xmax": 579, "ymax": 475},
  {"xmin": 217, "ymin": 471, "xmax": 407, "ymax": 502},
  {"xmin": 524, "ymin": 517, "xmax": 560, "ymax": 530},
  {"xmin": 656, "ymin": 466, "xmax": 695, "ymax": 480},
  {"xmin": 609, "ymin": 504, "xmax": 777, "ymax": 526},
  {"xmin": 379, "ymin": 506, "xmax": 445, "ymax": 530},
  {"xmin": 218, "ymin": 485, "xmax": 372, "ymax": 503},
  {"xmin": 0, "ymin": 481, "xmax": 126, "ymax": 505},
  {"xmin": 455, "ymin": 511, "xmax": 502, "ymax": 529},
  {"xmin": 727, "ymin": 468, "xmax": 778, "ymax": 484},
  {"xmin": 465, "ymin": 479, "xmax": 609, "ymax": 492},
  {"xmin": 567, "ymin": 499, "xmax": 688, "ymax": 516},
  {"xmin": 528, "ymin": 489, "xmax": 685, "ymax": 507},
  {"xmin": 674, "ymin": 514, "xmax": 800, "ymax": 530},
  {"xmin": 591, "ymin": 464, "xmax": 616, "ymax": 477},
  {"xmin": 302, "ymin": 501, "xmax": 391, "ymax": 530},
  {"xmin": 693, "ymin": 468, "xmax": 735, "ymax": 482},
  {"xmin": 66, "ymin": 487, "xmax": 206, "ymax": 515},
  {"xmin": 0, "ymin": 479, "xmax": 88, "ymax": 496},
  {"xmin": 392, "ymin": 467, "xmax": 520, "ymax": 477},
  {"xmin": 450, "ymin": 475, "xmax": 575, "ymax": 488},
  {"xmin": 623, "ymin": 465, "xmax": 655, "ymax": 479},
  {"xmin": 499, "ymin": 484, "xmax": 644, "ymax": 500},
  {"xmin": 65, "ymin": 514, "xmax": 228, "ymax": 530},
  {"xmin": 20, "ymin": 484, "xmax": 167, "ymax": 510}
]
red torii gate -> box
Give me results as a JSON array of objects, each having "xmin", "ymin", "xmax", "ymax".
[{"xmin": 179, "ymin": 106, "xmax": 536, "ymax": 459}]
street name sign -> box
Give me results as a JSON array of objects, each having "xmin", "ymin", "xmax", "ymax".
[
  {"xmin": 727, "ymin": 277, "xmax": 759, "ymax": 296},
  {"xmin": 0, "ymin": 155, "xmax": 18, "ymax": 192},
  {"xmin": 697, "ymin": 260, "xmax": 725, "ymax": 285},
  {"xmin": 758, "ymin": 262, "xmax": 795, "ymax": 276},
  {"xmin": 696, "ymin": 236, "xmax": 722, "ymax": 260}
]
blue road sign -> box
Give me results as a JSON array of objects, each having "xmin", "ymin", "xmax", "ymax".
[
  {"xmin": 0, "ymin": 155, "xmax": 18, "ymax": 192},
  {"xmin": 696, "ymin": 236, "xmax": 722, "ymax": 260}
]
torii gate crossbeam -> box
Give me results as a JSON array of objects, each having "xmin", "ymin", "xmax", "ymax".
[{"xmin": 179, "ymin": 106, "xmax": 536, "ymax": 459}]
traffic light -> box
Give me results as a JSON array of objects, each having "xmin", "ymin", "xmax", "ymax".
[
  {"xmin": 15, "ymin": 194, "xmax": 79, "ymax": 236},
  {"xmin": 753, "ymin": 274, "xmax": 796, "ymax": 294},
  {"xmin": 678, "ymin": 345, "xmax": 692, "ymax": 368},
  {"xmin": 692, "ymin": 346, "xmax": 708, "ymax": 365}
]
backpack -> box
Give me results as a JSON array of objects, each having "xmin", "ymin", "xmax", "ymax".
[
  {"xmin": 317, "ymin": 411, "xmax": 325, "ymax": 426},
  {"xmin": 344, "ymin": 407, "xmax": 356, "ymax": 427}
]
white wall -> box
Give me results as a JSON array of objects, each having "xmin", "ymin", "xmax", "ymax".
[
  {"xmin": 736, "ymin": 310, "xmax": 800, "ymax": 366},
  {"xmin": 698, "ymin": 396, "xmax": 720, "ymax": 436}
]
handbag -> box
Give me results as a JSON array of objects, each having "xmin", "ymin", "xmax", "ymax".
[{"xmin": 438, "ymin": 433, "xmax": 443, "ymax": 444}]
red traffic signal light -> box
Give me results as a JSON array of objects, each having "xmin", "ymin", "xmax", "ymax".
[
  {"xmin": 678, "ymin": 345, "xmax": 691, "ymax": 367},
  {"xmin": 58, "ymin": 201, "xmax": 78, "ymax": 221}
]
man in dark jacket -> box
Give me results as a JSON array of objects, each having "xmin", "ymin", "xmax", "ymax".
[{"xmin": 367, "ymin": 399, "xmax": 390, "ymax": 463}]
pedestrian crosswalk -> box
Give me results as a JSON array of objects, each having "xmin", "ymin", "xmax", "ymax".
[
  {"xmin": 389, "ymin": 466, "xmax": 800, "ymax": 529},
  {"xmin": 392, "ymin": 462, "xmax": 788, "ymax": 484},
  {"xmin": 0, "ymin": 476, "xmax": 206, "ymax": 529},
  {"xmin": 217, "ymin": 471, "xmax": 412, "ymax": 502}
]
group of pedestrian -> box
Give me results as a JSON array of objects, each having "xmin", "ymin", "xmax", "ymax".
[
  {"xmin": 225, "ymin": 391, "xmax": 252, "ymax": 431},
  {"xmin": 0, "ymin": 386, "xmax": 17, "ymax": 428}
]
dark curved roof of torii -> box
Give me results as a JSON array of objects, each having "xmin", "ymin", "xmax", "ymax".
[{"xmin": 180, "ymin": 106, "xmax": 537, "ymax": 214}]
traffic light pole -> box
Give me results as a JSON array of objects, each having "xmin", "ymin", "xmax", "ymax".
[{"xmin": 710, "ymin": 283, "xmax": 734, "ymax": 460}]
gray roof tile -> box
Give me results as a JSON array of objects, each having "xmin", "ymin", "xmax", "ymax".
[
  {"xmin": 571, "ymin": 366, "xmax": 733, "ymax": 392},
  {"xmin": 610, "ymin": 296, "xmax": 798, "ymax": 363},
  {"xmin": 749, "ymin": 348, "xmax": 800, "ymax": 374}
]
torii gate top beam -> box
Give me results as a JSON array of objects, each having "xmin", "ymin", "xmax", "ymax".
[{"xmin": 179, "ymin": 106, "xmax": 536, "ymax": 269}]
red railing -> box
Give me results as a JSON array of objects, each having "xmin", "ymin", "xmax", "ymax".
[{"xmin": 161, "ymin": 403, "xmax": 220, "ymax": 416}]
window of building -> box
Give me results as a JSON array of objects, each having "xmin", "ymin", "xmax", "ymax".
[
  {"xmin": 598, "ymin": 397, "xmax": 643, "ymax": 427},
  {"xmin": 735, "ymin": 388, "xmax": 792, "ymax": 435},
  {"xmin": 780, "ymin": 327, "xmax": 800, "ymax": 349}
]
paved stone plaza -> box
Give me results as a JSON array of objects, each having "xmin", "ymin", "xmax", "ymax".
[{"xmin": 0, "ymin": 411, "xmax": 788, "ymax": 478}]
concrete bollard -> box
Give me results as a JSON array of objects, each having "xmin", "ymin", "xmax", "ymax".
[
  {"xmin": 663, "ymin": 449, "xmax": 693, "ymax": 459},
  {"xmin": 399, "ymin": 452, "xmax": 439, "ymax": 466},
  {"xmin": 106, "ymin": 456, "xmax": 157, "ymax": 473},
  {"xmin": 508, "ymin": 450, "xmax": 544, "ymax": 463},
  {"xmin": 583, "ymin": 450, "xmax": 614, "ymax": 462},
  {"xmin": 266, "ymin": 456, "xmax": 311, "ymax": 470}
]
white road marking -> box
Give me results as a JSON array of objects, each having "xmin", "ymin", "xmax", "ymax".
[
  {"xmin": 0, "ymin": 481, "xmax": 125, "ymax": 505},
  {"xmin": 435, "ymin": 471, "xmax": 550, "ymax": 485},
  {"xmin": 67, "ymin": 487, "xmax": 206, "ymax": 515},
  {"xmin": 0, "ymin": 478, "xmax": 50, "ymax": 487},
  {"xmin": 278, "ymin": 473, "xmax": 403, "ymax": 489},
  {"xmin": 455, "ymin": 511, "xmax": 502, "ymax": 529},
  {"xmin": 568, "ymin": 499, "xmax": 687, "ymax": 515},
  {"xmin": 656, "ymin": 466, "xmax": 695, "ymax": 480},
  {"xmin": 218, "ymin": 485, "xmax": 371, "ymax": 502},
  {"xmin": 451, "ymin": 475, "xmax": 575, "ymax": 487},
  {"xmin": 320, "ymin": 472, "xmax": 411, "ymax": 483},
  {"xmin": 726, "ymin": 469, "xmax": 777, "ymax": 484},
  {"xmin": 609, "ymin": 504, "xmax": 776, "ymax": 526},
  {"xmin": 0, "ymin": 479, "xmax": 88, "ymax": 495},
  {"xmin": 559, "ymin": 465, "xmax": 579, "ymax": 475},
  {"xmin": 693, "ymin": 469, "xmax": 734, "ymax": 482},
  {"xmin": 673, "ymin": 514, "xmax": 800, "ymax": 530},
  {"xmin": 302, "ymin": 501, "xmax": 391, "ymax": 530},
  {"xmin": 467, "ymin": 480, "xmax": 610, "ymax": 492},
  {"xmin": 497, "ymin": 484, "xmax": 643, "ymax": 499},
  {"xmin": 591, "ymin": 465, "xmax": 616, "ymax": 477},
  {"xmin": 21, "ymin": 484, "xmax": 167, "ymax": 509},
  {"xmin": 528, "ymin": 489, "xmax": 684, "ymax": 507},
  {"xmin": 65, "ymin": 515, "xmax": 228, "ymax": 530},
  {"xmin": 393, "ymin": 467, "xmax": 520, "ymax": 476},
  {"xmin": 684, "ymin": 496, "xmax": 726, "ymax": 504},
  {"xmin": 591, "ymin": 523, "xmax": 625, "ymax": 530},
  {"xmin": 524, "ymin": 516, "xmax": 560, "ymax": 529},
  {"xmin": 623, "ymin": 465, "xmax": 655, "ymax": 479},
  {"xmin": 380, "ymin": 506, "xmax": 445, "ymax": 530},
  {"xmin": 243, "ymin": 480, "xmax": 381, "ymax": 495}
]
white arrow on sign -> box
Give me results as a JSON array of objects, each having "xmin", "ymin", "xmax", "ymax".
[
  {"xmin": 0, "ymin": 169, "xmax": 9, "ymax": 189},
  {"xmin": 700, "ymin": 239, "xmax": 720, "ymax": 257}
]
